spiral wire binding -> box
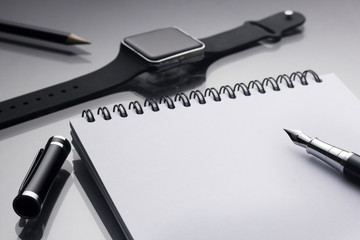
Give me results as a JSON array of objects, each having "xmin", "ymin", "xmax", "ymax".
[
  {"xmin": 82, "ymin": 109, "xmax": 95, "ymax": 122},
  {"xmin": 144, "ymin": 98, "xmax": 160, "ymax": 112},
  {"xmin": 159, "ymin": 96, "xmax": 175, "ymax": 109},
  {"xmin": 190, "ymin": 90, "xmax": 206, "ymax": 104},
  {"xmin": 204, "ymin": 88, "xmax": 221, "ymax": 102},
  {"xmin": 81, "ymin": 70, "xmax": 321, "ymax": 122},
  {"xmin": 174, "ymin": 93, "xmax": 191, "ymax": 107},
  {"xmin": 97, "ymin": 107, "xmax": 112, "ymax": 120},
  {"xmin": 113, "ymin": 104, "xmax": 128, "ymax": 118},
  {"xmin": 232, "ymin": 82, "xmax": 251, "ymax": 96},
  {"xmin": 219, "ymin": 85, "xmax": 236, "ymax": 99},
  {"xmin": 129, "ymin": 101, "xmax": 144, "ymax": 114}
]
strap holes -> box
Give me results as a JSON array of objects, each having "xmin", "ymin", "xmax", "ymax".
[
  {"xmin": 61, "ymin": 89, "xmax": 67, "ymax": 93},
  {"xmin": 73, "ymin": 85, "xmax": 79, "ymax": 89},
  {"xmin": 10, "ymin": 105, "xmax": 16, "ymax": 109},
  {"xmin": 36, "ymin": 97, "xmax": 42, "ymax": 101},
  {"xmin": 48, "ymin": 93, "xmax": 54, "ymax": 97},
  {"xmin": 23, "ymin": 101, "xmax": 29, "ymax": 105}
]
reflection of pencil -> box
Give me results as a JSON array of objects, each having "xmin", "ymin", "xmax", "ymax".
[{"xmin": 0, "ymin": 19, "xmax": 90, "ymax": 45}]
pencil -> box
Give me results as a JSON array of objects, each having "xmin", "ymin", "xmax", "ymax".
[{"xmin": 0, "ymin": 19, "xmax": 90, "ymax": 45}]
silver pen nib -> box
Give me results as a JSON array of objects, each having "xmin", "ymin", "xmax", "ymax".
[{"xmin": 284, "ymin": 129, "xmax": 312, "ymax": 148}]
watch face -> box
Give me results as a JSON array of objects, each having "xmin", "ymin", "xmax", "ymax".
[{"xmin": 122, "ymin": 27, "xmax": 205, "ymax": 66}]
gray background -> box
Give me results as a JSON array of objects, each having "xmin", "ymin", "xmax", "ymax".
[{"xmin": 1, "ymin": 0, "xmax": 360, "ymax": 239}]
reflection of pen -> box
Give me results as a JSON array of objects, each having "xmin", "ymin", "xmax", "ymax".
[
  {"xmin": 13, "ymin": 136, "xmax": 71, "ymax": 219},
  {"xmin": 0, "ymin": 19, "xmax": 90, "ymax": 45},
  {"xmin": 284, "ymin": 129, "xmax": 360, "ymax": 183}
]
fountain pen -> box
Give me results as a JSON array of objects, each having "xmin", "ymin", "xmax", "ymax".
[{"xmin": 284, "ymin": 129, "xmax": 360, "ymax": 183}]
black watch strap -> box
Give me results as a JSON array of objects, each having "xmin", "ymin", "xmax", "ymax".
[
  {"xmin": 0, "ymin": 11, "xmax": 305, "ymax": 130},
  {"xmin": 0, "ymin": 47, "xmax": 147, "ymax": 130},
  {"xmin": 201, "ymin": 11, "xmax": 305, "ymax": 59}
]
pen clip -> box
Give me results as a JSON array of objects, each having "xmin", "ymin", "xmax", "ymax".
[{"xmin": 18, "ymin": 148, "xmax": 44, "ymax": 194}]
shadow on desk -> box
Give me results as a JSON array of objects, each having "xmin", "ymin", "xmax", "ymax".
[
  {"xmin": 73, "ymin": 159, "xmax": 127, "ymax": 240},
  {"xmin": 15, "ymin": 161, "xmax": 72, "ymax": 240}
]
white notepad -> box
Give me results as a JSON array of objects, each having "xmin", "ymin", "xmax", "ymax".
[{"xmin": 70, "ymin": 71, "xmax": 360, "ymax": 240}]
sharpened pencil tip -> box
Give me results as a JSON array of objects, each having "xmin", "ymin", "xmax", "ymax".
[{"xmin": 66, "ymin": 33, "xmax": 90, "ymax": 45}]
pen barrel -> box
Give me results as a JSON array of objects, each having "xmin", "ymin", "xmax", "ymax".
[
  {"xmin": 343, "ymin": 153, "xmax": 360, "ymax": 183},
  {"xmin": 26, "ymin": 137, "xmax": 70, "ymax": 200},
  {"xmin": 13, "ymin": 136, "xmax": 71, "ymax": 219}
]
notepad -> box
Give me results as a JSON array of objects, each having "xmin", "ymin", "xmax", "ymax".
[{"xmin": 70, "ymin": 71, "xmax": 360, "ymax": 240}]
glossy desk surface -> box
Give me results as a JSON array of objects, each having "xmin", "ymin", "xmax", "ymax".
[{"xmin": 1, "ymin": 0, "xmax": 360, "ymax": 239}]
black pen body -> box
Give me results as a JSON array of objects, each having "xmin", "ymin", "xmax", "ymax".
[
  {"xmin": 305, "ymin": 138, "xmax": 360, "ymax": 184},
  {"xmin": 26, "ymin": 137, "xmax": 70, "ymax": 201},
  {"xmin": 343, "ymin": 153, "xmax": 360, "ymax": 183},
  {"xmin": 13, "ymin": 136, "xmax": 71, "ymax": 219}
]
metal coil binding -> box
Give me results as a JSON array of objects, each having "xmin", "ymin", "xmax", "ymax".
[
  {"xmin": 113, "ymin": 104, "xmax": 127, "ymax": 118},
  {"xmin": 174, "ymin": 93, "xmax": 191, "ymax": 107},
  {"xmin": 82, "ymin": 70, "xmax": 321, "ymax": 122},
  {"xmin": 129, "ymin": 101, "xmax": 144, "ymax": 114},
  {"xmin": 219, "ymin": 85, "xmax": 236, "ymax": 99},
  {"xmin": 159, "ymin": 96, "xmax": 175, "ymax": 109},
  {"xmin": 190, "ymin": 90, "xmax": 206, "ymax": 104},
  {"xmin": 233, "ymin": 82, "xmax": 251, "ymax": 96},
  {"xmin": 82, "ymin": 109, "xmax": 95, "ymax": 122},
  {"xmin": 144, "ymin": 98, "xmax": 160, "ymax": 112},
  {"xmin": 97, "ymin": 107, "xmax": 111, "ymax": 120},
  {"xmin": 249, "ymin": 80, "xmax": 266, "ymax": 94},
  {"xmin": 204, "ymin": 88, "xmax": 221, "ymax": 102},
  {"xmin": 264, "ymin": 77, "xmax": 280, "ymax": 91}
]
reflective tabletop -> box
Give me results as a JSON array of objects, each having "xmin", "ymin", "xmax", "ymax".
[{"xmin": 1, "ymin": 0, "xmax": 360, "ymax": 239}]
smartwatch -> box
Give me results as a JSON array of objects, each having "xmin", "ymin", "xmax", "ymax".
[{"xmin": 0, "ymin": 10, "xmax": 305, "ymax": 130}]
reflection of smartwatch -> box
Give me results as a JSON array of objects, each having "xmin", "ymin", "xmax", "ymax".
[{"xmin": 0, "ymin": 10, "xmax": 305, "ymax": 130}]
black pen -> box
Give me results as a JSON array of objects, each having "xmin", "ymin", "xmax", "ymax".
[
  {"xmin": 0, "ymin": 19, "xmax": 90, "ymax": 45},
  {"xmin": 13, "ymin": 136, "xmax": 71, "ymax": 219},
  {"xmin": 284, "ymin": 129, "xmax": 360, "ymax": 183}
]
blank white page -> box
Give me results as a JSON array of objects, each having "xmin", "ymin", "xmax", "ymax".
[{"xmin": 71, "ymin": 73, "xmax": 360, "ymax": 240}]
